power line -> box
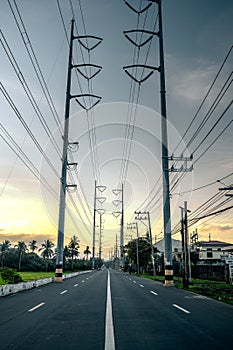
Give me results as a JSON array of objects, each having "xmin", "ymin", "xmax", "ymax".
[
  {"xmin": 173, "ymin": 45, "xmax": 233, "ymax": 154},
  {"xmin": 0, "ymin": 30, "xmax": 62, "ymax": 158},
  {"xmin": 9, "ymin": 0, "xmax": 63, "ymax": 136}
]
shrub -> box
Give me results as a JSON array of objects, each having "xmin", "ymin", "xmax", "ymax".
[{"xmin": 1, "ymin": 268, "xmax": 23, "ymax": 284}]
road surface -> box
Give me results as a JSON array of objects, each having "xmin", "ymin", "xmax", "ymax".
[{"xmin": 0, "ymin": 269, "xmax": 232, "ymax": 349}]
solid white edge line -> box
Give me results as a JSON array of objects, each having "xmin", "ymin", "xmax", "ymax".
[
  {"xmin": 105, "ymin": 270, "xmax": 115, "ymax": 350},
  {"xmin": 150, "ymin": 291, "xmax": 158, "ymax": 296},
  {"xmin": 173, "ymin": 304, "xmax": 190, "ymax": 314},
  {"xmin": 28, "ymin": 302, "xmax": 45, "ymax": 312}
]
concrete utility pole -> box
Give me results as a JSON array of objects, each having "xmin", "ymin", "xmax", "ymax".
[
  {"xmin": 157, "ymin": 0, "xmax": 173, "ymax": 286},
  {"xmin": 123, "ymin": 0, "xmax": 181, "ymax": 284},
  {"xmin": 179, "ymin": 206, "xmax": 186, "ymax": 288},
  {"xmin": 92, "ymin": 180, "xmax": 97, "ymax": 270},
  {"xmin": 92, "ymin": 181, "xmax": 106, "ymax": 270},
  {"xmin": 99, "ymin": 214, "xmax": 103, "ymax": 262},
  {"xmin": 120, "ymin": 183, "xmax": 124, "ymax": 268},
  {"xmin": 184, "ymin": 201, "xmax": 191, "ymax": 287},
  {"xmin": 112, "ymin": 185, "xmax": 124, "ymax": 268},
  {"xmin": 135, "ymin": 211, "xmax": 156, "ymax": 276},
  {"xmin": 55, "ymin": 20, "xmax": 75, "ymax": 282},
  {"xmin": 127, "ymin": 223, "xmax": 140, "ymax": 275},
  {"xmin": 55, "ymin": 20, "xmax": 103, "ymax": 281}
]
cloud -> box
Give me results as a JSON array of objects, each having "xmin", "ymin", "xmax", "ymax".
[
  {"xmin": 219, "ymin": 225, "xmax": 233, "ymax": 231},
  {"xmin": 0, "ymin": 232, "xmax": 56, "ymax": 246},
  {"xmin": 166, "ymin": 54, "xmax": 219, "ymax": 103}
]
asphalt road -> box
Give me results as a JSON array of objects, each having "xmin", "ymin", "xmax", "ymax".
[{"xmin": 0, "ymin": 269, "xmax": 232, "ymax": 349}]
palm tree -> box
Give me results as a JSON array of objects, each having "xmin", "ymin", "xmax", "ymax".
[
  {"xmin": 15, "ymin": 241, "xmax": 27, "ymax": 271},
  {"xmin": 28, "ymin": 239, "xmax": 38, "ymax": 252},
  {"xmin": 39, "ymin": 239, "xmax": 54, "ymax": 272},
  {"xmin": 68, "ymin": 236, "xmax": 79, "ymax": 270},
  {"xmin": 84, "ymin": 246, "xmax": 91, "ymax": 261},
  {"xmin": 0, "ymin": 240, "xmax": 11, "ymax": 268}
]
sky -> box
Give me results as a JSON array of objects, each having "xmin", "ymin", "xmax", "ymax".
[{"xmin": 0, "ymin": 0, "xmax": 232, "ymax": 259}]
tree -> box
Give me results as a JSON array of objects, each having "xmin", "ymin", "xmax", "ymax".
[
  {"xmin": 125, "ymin": 238, "xmax": 151, "ymax": 272},
  {"xmin": 68, "ymin": 236, "xmax": 80, "ymax": 270},
  {"xmin": 28, "ymin": 240, "xmax": 38, "ymax": 252},
  {"xmin": 15, "ymin": 241, "xmax": 27, "ymax": 271},
  {"xmin": 39, "ymin": 239, "xmax": 54, "ymax": 272},
  {"xmin": 84, "ymin": 246, "xmax": 91, "ymax": 261},
  {"xmin": 0, "ymin": 240, "xmax": 11, "ymax": 268}
]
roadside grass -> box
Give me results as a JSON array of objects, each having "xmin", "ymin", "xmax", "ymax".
[
  {"xmin": 0, "ymin": 274, "xmax": 5, "ymax": 285},
  {"xmin": 19, "ymin": 271, "xmax": 55, "ymax": 282},
  {"xmin": 0, "ymin": 271, "xmax": 84, "ymax": 285},
  {"xmin": 140, "ymin": 274, "xmax": 233, "ymax": 306}
]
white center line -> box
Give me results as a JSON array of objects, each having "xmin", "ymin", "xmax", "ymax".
[
  {"xmin": 81, "ymin": 280, "xmax": 85, "ymax": 283},
  {"xmin": 60, "ymin": 290, "xmax": 68, "ymax": 295},
  {"xmin": 28, "ymin": 302, "xmax": 45, "ymax": 312},
  {"xmin": 139, "ymin": 284, "xmax": 144, "ymax": 288},
  {"xmin": 74, "ymin": 284, "xmax": 79, "ymax": 287},
  {"xmin": 173, "ymin": 304, "xmax": 190, "ymax": 314},
  {"xmin": 133, "ymin": 280, "xmax": 137, "ymax": 284},
  {"xmin": 150, "ymin": 291, "xmax": 158, "ymax": 296},
  {"xmin": 105, "ymin": 270, "xmax": 115, "ymax": 350}
]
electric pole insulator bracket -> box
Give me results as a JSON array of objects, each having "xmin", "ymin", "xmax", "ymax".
[
  {"xmin": 123, "ymin": 64, "xmax": 160, "ymax": 84},
  {"xmin": 124, "ymin": 1, "xmax": 152, "ymax": 14},
  {"xmin": 73, "ymin": 64, "xmax": 102, "ymax": 80},
  {"xmin": 123, "ymin": 29, "xmax": 159, "ymax": 48}
]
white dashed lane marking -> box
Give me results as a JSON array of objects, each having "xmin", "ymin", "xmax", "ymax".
[
  {"xmin": 150, "ymin": 291, "xmax": 158, "ymax": 296},
  {"xmin": 139, "ymin": 284, "xmax": 144, "ymax": 288},
  {"xmin": 74, "ymin": 284, "xmax": 78, "ymax": 287},
  {"xmin": 60, "ymin": 290, "xmax": 68, "ymax": 295},
  {"xmin": 173, "ymin": 304, "xmax": 190, "ymax": 314},
  {"xmin": 28, "ymin": 303, "xmax": 45, "ymax": 312}
]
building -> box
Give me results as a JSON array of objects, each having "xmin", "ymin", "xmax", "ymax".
[{"xmin": 195, "ymin": 240, "xmax": 232, "ymax": 262}]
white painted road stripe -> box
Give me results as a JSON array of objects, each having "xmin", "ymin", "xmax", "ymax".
[
  {"xmin": 150, "ymin": 291, "xmax": 158, "ymax": 296},
  {"xmin": 60, "ymin": 290, "xmax": 68, "ymax": 295},
  {"xmin": 81, "ymin": 280, "xmax": 85, "ymax": 283},
  {"xmin": 28, "ymin": 303, "xmax": 45, "ymax": 312},
  {"xmin": 74, "ymin": 284, "xmax": 78, "ymax": 287},
  {"xmin": 105, "ymin": 270, "xmax": 115, "ymax": 350},
  {"xmin": 173, "ymin": 304, "xmax": 190, "ymax": 314},
  {"xmin": 133, "ymin": 280, "xmax": 137, "ymax": 283},
  {"xmin": 139, "ymin": 284, "xmax": 144, "ymax": 288}
]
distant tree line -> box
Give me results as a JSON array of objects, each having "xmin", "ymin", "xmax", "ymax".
[{"xmin": 0, "ymin": 236, "xmax": 96, "ymax": 272}]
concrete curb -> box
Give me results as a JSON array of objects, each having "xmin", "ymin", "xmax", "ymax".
[{"xmin": 0, "ymin": 270, "xmax": 92, "ymax": 297}]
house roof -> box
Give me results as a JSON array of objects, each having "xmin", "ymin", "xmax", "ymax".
[
  {"xmin": 222, "ymin": 245, "xmax": 233, "ymax": 252},
  {"xmin": 154, "ymin": 238, "xmax": 182, "ymax": 252},
  {"xmin": 196, "ymin": 240, "xmax": 232, "ymax": 247}
]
